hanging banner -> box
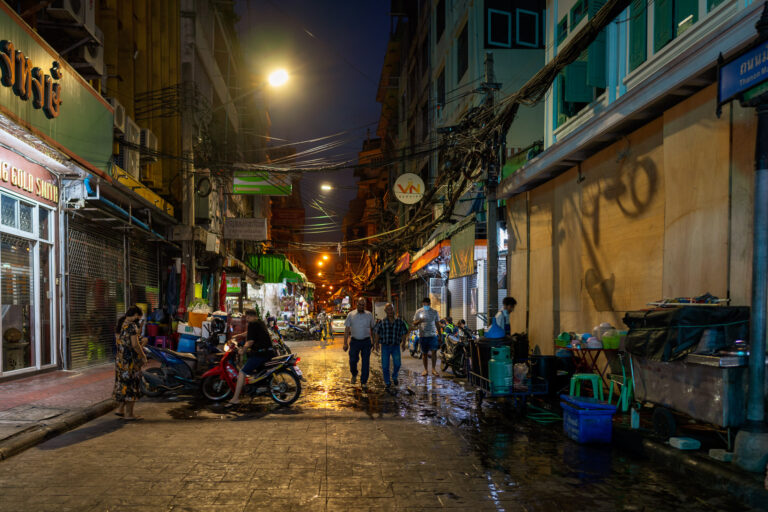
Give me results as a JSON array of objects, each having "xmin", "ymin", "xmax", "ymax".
[
  {"xmin": 233, "ymin": 171, "xmax": 291, "ymax": 195},
  {"xmin": 226, "ymin": 276, "xmax": 241, "ymax": 294},
  {"xmin": 449, "ymin": 224, "xmax": 475, "ymax": 279}
]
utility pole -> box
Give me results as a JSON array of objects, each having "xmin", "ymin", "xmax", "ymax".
[
  {"xmin": 482, "ymin": 52, "xmax": 501, "ymax": 326},
  {"xmin": 181, "ymin": 1, "xmax": 196, "ymax": 310}
]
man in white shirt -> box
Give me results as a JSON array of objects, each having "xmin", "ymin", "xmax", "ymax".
[
  {"xmin": 317, "ymin": 310, "xmax": 327, "ymax": 339},
  {"xmin": 344, "ymin": 297, "xmax": 375, "ymax": 389},
  {"xmin": 412, "ymin": 297, "xmax": 441, "ymax": 377}
]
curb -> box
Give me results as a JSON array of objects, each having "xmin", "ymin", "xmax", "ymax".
[
  {"xmin": 639, "ymin": 437, "xmax": 768, "ymax": 510},
  {"xmin": 0, "ymin": 399, "xmax": 115, "ymax": 462}
]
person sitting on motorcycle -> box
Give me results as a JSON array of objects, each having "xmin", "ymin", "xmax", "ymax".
[
  {"xmin": 457, "ymin": 319, "xmax": 472, "ymax": 338},
  {"xmin": 226, "ymin": 309, "xmax": 274, "ymax": 406}
]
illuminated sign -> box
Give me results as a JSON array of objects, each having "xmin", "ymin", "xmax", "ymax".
[
  {"xmin": 0, "ymin": 149, "xmax": 59, "ymax": 205},
  {"xmin": 0, "ymin": 40, "xmax": 62, "ymax": 119},
  {"xmin": 394, "ymin": 173, "xmax": 425, "ymax": 204}
]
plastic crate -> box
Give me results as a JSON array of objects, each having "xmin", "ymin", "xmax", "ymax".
[
  {"xmin": 177, "ymin": 334, "xmax": 198, "ymax": 353},
  {"xmin": 560, "ymin": 394, "xmax": 617, "ymax": 444}
]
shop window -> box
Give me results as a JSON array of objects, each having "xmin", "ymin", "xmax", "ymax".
[
  {"xmin": 39, "ymin": 208, "xmax": 50, "ymax": 241},
  {"xmin": 571, "ymin": 0, "xmax": 587, "ymax": 27},
  {"xmin": 488, "ymin": 8, "xmax": 512, "ymax": 47},
  {"xmin": 654, "ymin": 0, "xmax": 698, "ymax": 53},
  {"xmin": 1, "ymin": 194, "xmax": 16, "ymax": 228},
  {"xmin": 516, "ymin": 9, "xmax": 540, "ymax": 48},
  {"xmin": 457, "ymin": 24, "xmax": 468, "ymax": 83},
  {"xmin": 1, "ymin": 234, "xmax": 34, "ymax": 372},
  {"xmin": 19, "ymin": 203, "xmax": 33, "ymax": 233},
  {"xmin": 629, "ymin": 0, "xmax": 648, "ymax": 72},
  {"xmin": 557, "ymin": 16, "xmax": 568, "ymax": 47}
]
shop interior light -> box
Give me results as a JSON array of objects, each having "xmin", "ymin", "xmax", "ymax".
[
  {"xmin": 322, "ymin": 255, "xmax": 329, "ymax": 260},
  {"xmin": 318, "ymin": 261, "xmax": 323, "ymax": 266}
]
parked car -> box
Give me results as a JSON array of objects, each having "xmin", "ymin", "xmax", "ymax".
[{"xmin": 331, "ymin": 314, "xmax": 346, "ymax": 334}]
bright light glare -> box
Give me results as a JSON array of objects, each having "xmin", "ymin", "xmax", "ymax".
[
  {"xmin": 322, "ymin": 255, "xmax": 329, "ymax": 260},
  {"xmin": 320, "ymin": 184, "xmax": 332, "ymax": 191},
  {"xmin": 329, "ymin": 285, "xmax": 333, "ymax": 289},
  {"xmin": 268, "ymin": 69, "xmax": 289, "ymax": 87},
  {"xmin": 318, "ymin": 272, "xmax": 323, "ymax": 277},
  {"xmin": 318, "ymin": 261, "xmax": 324, "ymax": 267}
]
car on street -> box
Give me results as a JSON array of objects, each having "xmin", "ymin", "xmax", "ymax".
[{"xmin": 331, "ymin": 314, "xmax": 346, "ymax": 334}]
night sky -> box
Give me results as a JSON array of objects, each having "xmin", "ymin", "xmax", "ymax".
[{"xmin": 234, "ymin": 0, "xmax": 391, "ymax": 244}]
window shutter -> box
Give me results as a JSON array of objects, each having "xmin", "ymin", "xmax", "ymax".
[
  {"xmin": 654, "ymin": 0, "xmax": 674, "ymax": 53},
  {"xmin": 674, "ymin": 0, "xmax": 698, "ymax": 34},
  {"xmin": 629, "ymin": 0, "xmax": 647, "ymax": 71},
  {"xmin": 587, "ymin": 0, "xmax": 606, "ymax": 88},
  {"xmin": 564, "ymin": 61, "xmax": 592, "ymax": 103}
]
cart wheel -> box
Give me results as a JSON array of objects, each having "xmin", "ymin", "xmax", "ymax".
[{"xmin": 652, "ymin": 407, "xmax": 677, "ymax": 439}]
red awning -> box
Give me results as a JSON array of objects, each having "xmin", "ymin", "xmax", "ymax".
[
  {"xmin": 410, "ymin": 240, "xmax": 450, "ymax": 274},
  {"xmin": 394, "ymin": 252, "xmax": 410, "ymax": 273}
]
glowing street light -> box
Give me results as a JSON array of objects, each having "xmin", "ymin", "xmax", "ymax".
[
  {"xmin": 318, "ymin": 272, "xmax": 323, "ymax": 277},
  {"xmin": 318, "ymin": 260, "xmax": 324, "ymax": 267},
  {"xmin": 268, "ymin": 69, "xmax": 289, "ymax": 87},
  {"xmin": 322, "ymin": 255, "xmax": 329, "ymax": 260},
  {"xmin": 320, "ymin": 184, "xmax": 332, "ymax": 191}
]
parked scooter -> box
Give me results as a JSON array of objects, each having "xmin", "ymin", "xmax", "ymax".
[
  {"xmin": 439, "ymin": 332, "xmax": 468, "ymax": 378},
  {"xmin": 200, "ymin": 350, "xmax": 304, "ymax": 405},
  {"xmin": 407, "ymin": 330, "xmax": 421, "ymax": 358},
  {"xmin": 141, "ymin": 318, "xmax": 227, "ymax": 397}
]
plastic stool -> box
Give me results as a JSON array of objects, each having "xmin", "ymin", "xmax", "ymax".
[
  {"xmin": 153, "ymin": 336, "xmax": 169, "ymax": 349},
  {"xmin": 569, "ymin": 373, "xmax": 604, "ymax": 401}
]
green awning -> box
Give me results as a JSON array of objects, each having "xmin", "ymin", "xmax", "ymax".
[
  {"xmin": 279, "ymin": 269, "xmax": 303, "ymax": 283},
  {"xmin": 245, "ymin": 253, "xmax": 286, "ymax": 283}
]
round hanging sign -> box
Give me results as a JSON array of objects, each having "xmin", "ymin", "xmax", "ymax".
[{"xmin": 393, "ymin": 173, "xmax": 425, "ymax": 204}]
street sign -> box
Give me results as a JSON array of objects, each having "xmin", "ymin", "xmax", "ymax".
[
  {"xmin": 222, "ymin": 218, "xmax": 268, "ymax": 241},
  {"xmin": 393, "ymin": 173, "xmax": 425, "ymax": 204},
  {"xmin": 233, "ymin": 171, "xmax": 292, "ymax": 195},
  {"xmin": 717, "ymin": 38, "xmax": 768, "ymax": 113},
  {"xmin": 272, "ymin": 208, "xmax": 305, "ymax": 225}
]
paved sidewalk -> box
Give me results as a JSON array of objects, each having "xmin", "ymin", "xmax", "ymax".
[{"xmin": 0, "ymin": 364, "xmax": 114, "ymax": 443}]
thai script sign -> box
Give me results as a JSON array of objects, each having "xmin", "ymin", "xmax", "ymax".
[
  {"xmin": 718, "ymin": 39, "xmax": 768, "ymax": 112},
  {"xmin": 0, "ymin": 41, "xmax": 62, "ymax": 118}
]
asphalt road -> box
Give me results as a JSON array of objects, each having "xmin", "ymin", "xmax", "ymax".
[{"xmin": 0, "ymin": 337, "xmax": 759, "ymax": 512}]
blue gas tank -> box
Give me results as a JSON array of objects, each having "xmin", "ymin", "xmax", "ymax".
[{"xmin": 488, "ymin": 346, "xmax": 513, "ymax": 395}]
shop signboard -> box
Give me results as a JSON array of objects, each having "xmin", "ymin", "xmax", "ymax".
[
  {"xmin": 393, "ymin": 173, "xmax": 425, "ymax": 204},
  {"xmin": 0, "ymin": 147, "xmax": 58, "ymax": 205},
  {"xmin": 226, "ymin": 276, "xmax": 241, "ymax": 294},
  {"xmin": 223, "ymin": 217, "xmax": 268, "ymax": 241},
  {"xmin": 233, "ymin": 171, "xmax": 292, "ymax": 195},
  {"xmin": 0, "ymin": 4, "xmax": 113, "ymax": 173},
  {"xmin": 717, "ymin": 38, "xmax": 768, "ymax": 114},
  {"xmin": 272, "ymin": 208, "xmax": 304, "ymax": 225}
]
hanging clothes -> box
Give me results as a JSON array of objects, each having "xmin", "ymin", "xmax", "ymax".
[
  {"xmin": 201, "ymin": 273, "xmax": 209, "ymax": 301},
  {"xmin": 208, "ymin": 274, "xmax": 215, "ymax": 308},
  {"xmin": 219, "ymin": 271, "xmax": 227, "ymax": 314},
  {"xmin": 177, "ymin": 264, "xmax": 187, "ymax": 315},
  {"xmin": 166, "ymin": 266, "xmax": 178, "ymax": 317}
]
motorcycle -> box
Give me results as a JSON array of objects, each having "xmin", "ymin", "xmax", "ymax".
[
  {"xmin": 308, "ymin": 323, "xmax": 323, "ymax": 341},
  {"xmin": 407, "ymin": 331, "xmax": 421, "ymax": 358},
  {"xmin": 269, "ymin": 328, "xmax": 292, "ymax": 355},
  {"xmin": 439, "ymin": 332, "xmax": 468, "ymax": 378},
  {"xmin": 200, "ymin": 350, "xmax": 304, "ymax": 406},
  {"xmin": 141, "ymin": 318, "xmax": 228, "ymax": 397}
]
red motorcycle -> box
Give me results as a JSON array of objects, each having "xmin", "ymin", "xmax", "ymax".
[{"xmin": 200, "ymin": 349, "xmax": 304, "ymax": 406}]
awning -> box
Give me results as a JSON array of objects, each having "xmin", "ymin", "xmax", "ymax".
[
  {"xmin": 449, "ymin": 224, "xmax": 475, "ymax": 279},
  {"xmin": 394, "ymin": 252, "xmax": 410, "ymax": 274},
  {"xmin": 410, "ymin": 240, "xmax": 450, "ymax": 274},
  {"xmin": 279, "ymin": 269, "xmax": 303, "ymax": 283},
  {"xmin": 246, "ymin": 253, "xmax": 286, "ymax": 283}
]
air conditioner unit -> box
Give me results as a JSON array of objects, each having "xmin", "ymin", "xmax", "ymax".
[
  {"xmin": 139, "ymin": 128, "xmax": 158, "ymax": 163},
  {"xmin": 117, "ymin": 117, "xmax": 140, "ymax": 179},
  {"xmin": 107, "ymin": 97, "xmax": 126, "ymax": 135},
  {"xmin": 72, "ymin": 30, "xmax": 104, "ymax": 78},
  {"xmin": 46, "ymin": 0, "xmax": 84, "ymax": 24},
  {"xmin": 82, "ymin": 0, "xmax": 96, "ymax": 40}
]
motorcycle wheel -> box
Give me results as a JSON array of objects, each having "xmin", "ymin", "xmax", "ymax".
[
  {"xmin": 282, "ymin": 344, "xmax": 292, "ymax": 354},
  {"xmin": 140, "ymin": 368, "xmax": 166, "ymax": 397},
  {"xmin": 201, "ymin": 375, "xmax": 232, "ymax": 401},
  {"xmin": 269, "ymin": 370, "xmax": 301, "ymax": 406},
  {"xmin": 452, "ymin": 355, "xmax": 467, "ymax": 378},
  {"xmin": 440, "ymin": 356, "xmax": 449, "ymax": 372}
]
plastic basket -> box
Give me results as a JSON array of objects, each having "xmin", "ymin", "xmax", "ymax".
[
  {"xmin": 177, "ymin": 334, "xmax": 198, "ymax": 353},
  {"xmin": 602, "ymin": 334, "xmax": 620, "ymax": 349},
  {"xmin": 560, "ymin": 394, "xmax": 617, "ymax": 444}
]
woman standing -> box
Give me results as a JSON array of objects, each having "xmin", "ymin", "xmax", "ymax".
[{"xmin": 114, "ymin": 306, "xmax": 147, "ymax": 420}]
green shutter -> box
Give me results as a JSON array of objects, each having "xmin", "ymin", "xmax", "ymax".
[
  {"xmin": 675, "ymin": 0, "xmax": 698, "ymax": 35},
  {"xmin": 557, "ymin": 16, "xmax": 568, "ymax": 46},
  {"xmin": 629, "ymin": 0, "xmax": 647, "ymax": 71},
  {"xmin": 564, "ymin": 61, "xmax": 592, "ymax": 103},
  {"xmin": 707, "ymin": 0, "xmax": 725, "ymax": 11},
  {"xmin": 587, "ymin": 0, "xmax": 606, "ymax": 88},
  {"xmin": 654, "ymin": 0, "xmax": 674, "ymax": 53},
  {"xmin": 570, "ymin": 0, "xmax": 586, "ymax": 27}
]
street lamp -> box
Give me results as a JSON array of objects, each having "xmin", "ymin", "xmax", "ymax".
[
  {"xmin": 268, "ymin": 69, "xmax": 289, "ymax": 87},
  {"xmin": 322, "ymin": 255, "xmax": 329, "ymax": 261},
  {"xmin": 318, "ymin": 272, "xmax": 323, "ymax": 277},
  {"xmin": 320, "ymin": 184, "xmax": 333, "ymax": 191},
  {"xmin": 318, "ymin": 260, "xmax": 324, "ymax": 267}
]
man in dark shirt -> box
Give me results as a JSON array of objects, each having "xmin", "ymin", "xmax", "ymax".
[
  {"xmin": 227, "ymin": 309, "xmax": 273, "ymax": 406},
  {"xmin": 373, "ymin": 303, "xmax": 409, "ymax": 390}
]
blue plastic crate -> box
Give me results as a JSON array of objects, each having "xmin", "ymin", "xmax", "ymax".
[
  {"xmin": 177, "ymin": 334, "xmax": 198, "ymax": 353},
  {"xmin": 560, "ymin": 394, "xmax": 617, "ymax": 444}
]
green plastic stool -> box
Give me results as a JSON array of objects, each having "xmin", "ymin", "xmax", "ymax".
[{"xmin": 569, "ymin": 373, "xmax": 604, "ymax": 401}]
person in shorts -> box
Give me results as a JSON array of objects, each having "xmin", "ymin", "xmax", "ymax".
[{"xmin": 412, "ymin": 297, "xmax": 441, "ymax": 377}]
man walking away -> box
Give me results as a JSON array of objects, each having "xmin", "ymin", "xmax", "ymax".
[
  {"xmin": 373, "ymin": 303, "xmax": 409, "ymax": 390},
  {"xmin": 494, "ymin": 297, "xmax": 517, "ymax": 336},
  {"xmin": 412, "ymin": 297, "xmax": 441, "ymax": 377},
  {"xmin": 317, "ymin": 310, "xmax": 327, "ymax": 340},
  {"xmin": 344, "ymin": 297, "xmax": 375, "ymax": 390}
]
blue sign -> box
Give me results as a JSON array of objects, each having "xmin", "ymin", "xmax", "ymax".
[{"xmin": 718, "ymin": 39, "xmax": 768, "ymax": 105}]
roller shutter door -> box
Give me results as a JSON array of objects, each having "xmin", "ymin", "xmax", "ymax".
[
  {"xmin": 68, "ymin": 217, "xmax": 125, "ymax": 368},
  {"xmin": 130, "ymin": 240, "xmax": 159, "ymax": 312},
  {"xmin": 448, "ymin": 277, "xmax": 464, "ymax": 324},
  {"xmin": 466, "ymin": 273, "xmax": 478, "ymax": 331},
  {"xmin": 498, "ymin": 255, "xmax": 508, "ymax": 310}
]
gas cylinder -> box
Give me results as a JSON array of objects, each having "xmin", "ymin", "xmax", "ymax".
[{"xmin": 488, "ymin": 346, "xmax": 513, "ymax": 395}]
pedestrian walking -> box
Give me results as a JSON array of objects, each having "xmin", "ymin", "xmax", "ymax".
[
  {"xmin": 343, "ymin": 297, "xmax": 375, "ymax": 390},
  {"xmin": 113, "ymin": 305, "xmax": 147, "ymax": 420},
  {"xmin": 494, "ymin": 296, "xmax": 517, "ymax": 335},
  {"xmin": 412, "ymin": 297, "xmax": 441, "ymax": 377},
  {"xmin": 372, "ymin": 303, "xmax": 409, "ymax": 390},
  {"xmin": 317, "ymin": 310, "xmax": 328, "ymax": 339}
]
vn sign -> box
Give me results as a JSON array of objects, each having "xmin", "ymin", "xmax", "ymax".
[
  {"xmin": 394, "ymin": 173, "xmax": 425, "ymax": 205},
  {"xmin": 0, "ymin": 40, "xmax": 62, "ymax": 119}
]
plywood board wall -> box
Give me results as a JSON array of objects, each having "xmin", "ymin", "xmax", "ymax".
[
  {"xmin": 506, "ymin": 194, "xmax": 529, "ymax": 335},
  {"xmin": 662, "ymin": 84, "xmax": 730, "ymax": 299},
  {"xmin": 528, "ymin": 181, "xmax": 555, "ymax": 353}
]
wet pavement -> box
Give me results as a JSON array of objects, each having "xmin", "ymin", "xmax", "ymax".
[{"xmin": 0, "ymin": 337, "xmax": 762, "ymax": 511}]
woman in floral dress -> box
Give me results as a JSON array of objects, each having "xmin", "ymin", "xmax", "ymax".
[{"xmin": 113, "ymin": 306, "xmax": 147, "ymax": 420}]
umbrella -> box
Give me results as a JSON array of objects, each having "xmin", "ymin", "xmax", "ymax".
[
  {"xmin": 219, "ymin": 270, "xmax": 227, "ymax": 313},
  {"xmin": 177, "ymin": 263, "xmax": 187, "ymax": 315},
  {"xmin": 166, "ymin": 265, "xmax": 177, "ymax": 317}
]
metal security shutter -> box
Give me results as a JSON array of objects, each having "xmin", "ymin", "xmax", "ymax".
[
  {"xmin": 68, "ymin": 217, "xmax": 125, "ymax": 368},
  {"xmin": 130, "ymin": 240, "xmax": 159, "ymax": 311},
  {"xmin": 498, "ymin": 254, "xmax": 508, "ymax": 311},
  {"xmin": 466, "ymin": 273, "xmax": 478, "ymax": 331},
  {"xmin": 405, "ymin": 279, "xmax": 418, "ymax": 324},
  {"xmin": 448, "ymin": 277, "xmax": 464, "ymax": 324}
]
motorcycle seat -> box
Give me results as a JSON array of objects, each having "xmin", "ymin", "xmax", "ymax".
[
  {"xmin": 163, "ymin": 348, "xmax": 197, "ymax": 361},
  {"xmin": 265, "ymin": 355, "xmax": 291, "ymax": 367}
]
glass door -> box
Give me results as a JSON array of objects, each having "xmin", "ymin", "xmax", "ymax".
[
  {"xmin": 1, "ymin": 234, "xmax": 35, "ymax": 372},
  {"xmin": 39, "ymin": 243, "xmax": 53, "ymax": 366}
]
